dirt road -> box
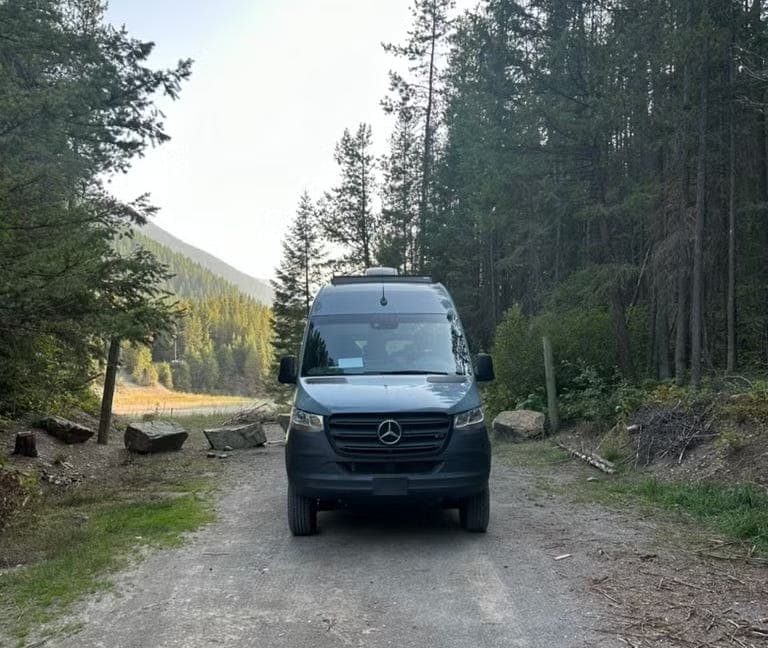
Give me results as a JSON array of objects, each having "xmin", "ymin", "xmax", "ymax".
[{"xmin": 48, "ymin": 427, "xmax": 766, "ymax": 648}]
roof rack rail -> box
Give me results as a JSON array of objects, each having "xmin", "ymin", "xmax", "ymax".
[{"xmin": 331, "ymin": 275, "xmax": 433, "ymax": 286}]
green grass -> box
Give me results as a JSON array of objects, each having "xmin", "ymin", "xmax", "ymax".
[
  {"xmin": 492, "ymin": 439, "xmax": 570, "ymax": 468},
  {"xmin": 0, "ymin": 493, "xmax": 212, "ymax": 643},
  {"xmin": 494, "ymin": 439, "xmax": 768, "ymax": 558},
  {"xmin": 595, "ymin": 478, "xmax": 768, "ymax": 555},
  {"xmin": 0, "ymin": 411, "xmax": 224, "ymax": 644}
]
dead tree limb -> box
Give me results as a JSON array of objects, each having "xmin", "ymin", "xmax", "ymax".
[{"xmin": 557, "ymin": 443, "xmax": 616, "ymax": 474}]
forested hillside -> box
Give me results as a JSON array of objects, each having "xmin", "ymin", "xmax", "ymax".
[
  {"xmin": 116, "ymin": 232, "xmax": 273, "ymax": 396},
  {"xmin": 115, "ymin": 230, "xmax": 242, "ymax": 300},
  {"xmin": 273, "ymin": 0, "xmax": 768, "ymax": 415},
  {"xmin": 141, "ymin": 222, "xmax": 273, "ymax": 304}
]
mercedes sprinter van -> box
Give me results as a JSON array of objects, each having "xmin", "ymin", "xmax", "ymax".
[{"xmin": 278, "ymin": 268, "xmax": 494, "ymax": 535}]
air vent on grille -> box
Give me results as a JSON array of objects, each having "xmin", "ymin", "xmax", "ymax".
[{"xmin": 328, "ymin": 413, "xmax": 450, "ymax": 456}]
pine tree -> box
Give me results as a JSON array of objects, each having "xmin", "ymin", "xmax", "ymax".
[
  {"xmin": 271, "ymin": 193, "xmax": 324, "ymax": 363},
  {"xmin": 383, "ymin": 0, "xmax": 454, "ymax": 270},
  {"xmin": 379, "ymin": 97, "xmax": 421, "ymax": 273},
  {"xmin": 0, "ymin": 0, "xmax": 191, "ymax": 414},
  {"xmin": 321, "ymin": 124, "xmax": 377, "ymax": 271}
]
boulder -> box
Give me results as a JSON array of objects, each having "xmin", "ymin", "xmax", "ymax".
[
  {"xmin": 492, "ymin": 410, "xmax": 545, "ymax": 442},
  {"xmin": 38, "ymin": 416, "xmax": 94, "ymax": 444},
  {"xmin": 277, "ymin": 413, "xmax": 291, "ymax": 433},
  {"xmin": 124, "ymin": 421, "xmax": 188, "ymax": 454},
  {"xmin": 203, "ymin": 423, "xmax": 266, "ymax": 450}
]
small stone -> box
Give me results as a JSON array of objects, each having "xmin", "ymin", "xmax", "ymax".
[
  {"xmin": 206, "ymin": 451, "xmax": 217, "ymax": 458},
  {"xmin": 223, "ymin": 445, "xmax": 233, "ymax": 451}
]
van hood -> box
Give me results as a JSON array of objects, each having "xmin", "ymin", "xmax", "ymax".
[{"xmin": 294, "ymin": 375, "xmax": 479, "ymax": 416}]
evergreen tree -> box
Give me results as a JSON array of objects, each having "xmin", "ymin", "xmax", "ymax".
[
  {"xmin": 321, "ymin": 124, "xmax": 377, "ymax": 271},
  {"xmin": 383, "ymin": 0, "xmax": 455, "ymax": 270},
  {"xmin": 0, "ymin": 0, "xmax": 190, "ymax": 413},
  {"xmin": 271, "ymin": 193, "xmax": 324, "ymax": 363},
  {"xmin": 378, "ymin": 97, "xmax": 421, "ymax": 273}
]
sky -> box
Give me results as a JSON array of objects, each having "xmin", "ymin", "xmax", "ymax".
[{"xmin": 105, "ymin": 0, "xmax": 467, "ymax": 281}]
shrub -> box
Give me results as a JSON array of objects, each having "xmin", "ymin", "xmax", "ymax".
[
  {"xmin": 485, "ymin": 305, "xmax": 543, "ymax": 415},
  {"xmin": 155, "ymin": 362, "xmax": 173, "ymax": 390},
  {"xmin": 485, "ymin": 302, "xmax": 646, "ymax": 425}
]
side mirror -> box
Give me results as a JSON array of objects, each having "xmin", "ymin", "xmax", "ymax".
[
  {"xmin": 278, "ymin": 356, "xmax": 298, "ymax": 384},
  {"xmin": 475, "ymin": 354, "xmax": 495, "ymax": 382}
]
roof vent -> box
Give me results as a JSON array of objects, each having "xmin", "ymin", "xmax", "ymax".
[{"xmin": 364, "ymin": 266, "xmax": 398, "ymax": 277}]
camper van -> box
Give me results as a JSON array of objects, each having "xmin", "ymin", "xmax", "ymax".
[{"xmin": 278, "ymin": 268, "xmax": 494, "ymax": 535}]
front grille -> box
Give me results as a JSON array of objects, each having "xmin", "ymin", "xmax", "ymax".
[
  {"xmin": 339, "ymin": 461, "xmax": 442, "ymax": 474},
  {"xmin": 328, "ymin": 413, "xmax": 451, "ymax": 457}
]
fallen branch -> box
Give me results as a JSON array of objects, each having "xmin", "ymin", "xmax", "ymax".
[{"xmin": 557, "ymin": 443, "xmax": 616, "ymax": 474}]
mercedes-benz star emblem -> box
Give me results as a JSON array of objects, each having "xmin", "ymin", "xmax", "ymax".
[{"xmin": 377, "ymin": 419, "xmax": 402, "ymax": 445}]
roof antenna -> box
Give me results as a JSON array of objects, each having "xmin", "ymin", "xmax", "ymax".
[{"xmin": 380, "ymin": 285, "xmax": 388, "ymax": 307}]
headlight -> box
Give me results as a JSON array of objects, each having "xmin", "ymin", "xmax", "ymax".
[
  {"xmin": 291, "ymin": 408, "xmax": 324, "ymax": 433},
  {"xmin": 454, "ymin": 407, "xmax": 485, "ymax": 429}
]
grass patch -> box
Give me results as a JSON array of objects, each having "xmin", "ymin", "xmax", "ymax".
[
  {"xmin": 492, "ymin": 440, "xmax": 570, "ymax": 468},
  {"xmin": 0, "ymin": 410, "xmax": 226, "ymax": 644},
  {"xmin": 595, "ymin": 479, "xmax": 768, "ymax": 555},
  {"xmin": 495, "ymin": 438, "xmax": 768, "ymax": 557},
  {"xmin": 0, "ymin": 492, "xmax": 212, "ymax": 643}
]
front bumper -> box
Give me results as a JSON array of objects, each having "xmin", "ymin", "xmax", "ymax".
[{"xmin": 285, "ymin": 422, "xmax": 491, "ymax": 503}]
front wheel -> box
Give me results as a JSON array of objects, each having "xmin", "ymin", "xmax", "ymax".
[
  {"xmin": 287, "ymin": 485, "xmax": 317, "ymax": 536},
  {"xmin": 459, "ymin": 487, "xmax": 489, "ymax": 532}
]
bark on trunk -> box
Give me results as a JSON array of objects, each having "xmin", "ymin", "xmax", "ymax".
[
  {"xmin": 656, "ymin": 292, "xmax": 671, "ymax": 380},
  {"xmin": 418, "ymin": 1, "xmax": 438, "ymax": 272},
  {"xmin": 675, "ymin": 265, "xmax": 688, "ymax": 386},
  {"xmin": 726, "ymin": 50, "xmax": 737, "ymax": 373},
  {"xmin": 690, "ymin": 59, "xmax": 708, "ymax": 389},
  {"xmin": 98, "ymin": 337, "xmax": 121, "ymax": 445}
]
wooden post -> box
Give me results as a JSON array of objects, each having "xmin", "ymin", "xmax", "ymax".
[
  {"xmin": 542, "ymin": 336, "xmax": 559, "ymax": 433},
  {"xmin": 98, "ymin": 337, "xmax": 121, "ymax": 445},
  {"xmin": 13, "ymin": 431, "xmax": 38, "ymax": 457}
]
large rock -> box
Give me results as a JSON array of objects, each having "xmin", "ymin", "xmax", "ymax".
[
  {"xmin": 203, "ymin": 423, "xmax": 266, "ymax": 450},
  {"xmin": 124, "ymin": 421, "xmax": 188, "ymax": 454},
  {"xmin": 277, "ymin": 413, "xmax": 291, "ymax": 433},
  {"xmin": 38, "ymin": 416, "xmax": 94, "ymax": 444},
  {"xmin": 492, "ymin": 410, "xmax": 545, "ymax": 442}
]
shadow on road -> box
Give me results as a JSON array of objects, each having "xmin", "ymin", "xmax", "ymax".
[{"xmin": 312, "ymin": 503, "xmax": 467, "ymax": 539}]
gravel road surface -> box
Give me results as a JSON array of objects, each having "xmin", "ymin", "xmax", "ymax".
[{"xmin": 51, "ymin": 427, "xmax": 659, "ymax": 648}]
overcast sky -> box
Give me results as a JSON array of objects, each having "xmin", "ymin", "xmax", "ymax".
[{"xmin": 105, "ymin": 1, "xmax": 470, "ymax": 281}]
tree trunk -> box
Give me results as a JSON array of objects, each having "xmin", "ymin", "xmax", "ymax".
[
  {"xmin": 98, "ymin": 337, "xmax": 121, "ymax": 445},
  {"xmin": 675, "ymin": 264, "xmax": 688, "ymax": 385},
  {"xmin": 610, "ymin": 286, "xmax": 635, "ymax": 379},
  {"xmin": 690, "ymin": 56, "xmax": 709, "ymax": 389},
  {"xmin": 597, "ymin": 210, "xmax": 634, "ymax": 379},
  {"xmin": 418, "ymin": 1, "xmax": 438, "ymax": 271},
  {"xmin": 13, "ymin": 431, "xmax": 37, "ymax": 457},
  {"xmin": 656, "ymin": 289, "xmax": 671, "ymax": 379},
  {"xmin": 726, "ymin": 47, "xmax": 737, "ymax": 373}
]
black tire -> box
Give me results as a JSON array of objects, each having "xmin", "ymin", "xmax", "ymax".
[
  {"xmin": 287, "ymin": 485, "xmax": 317, "ymax": 536},
  {"xmin": 459, "ymin": 487, "xmax": 489, "ymax": 532}
]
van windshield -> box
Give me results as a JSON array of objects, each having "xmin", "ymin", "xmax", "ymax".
[{"xmin": 301, "ymin": 313, "xmax": 472, "ymax": 377}]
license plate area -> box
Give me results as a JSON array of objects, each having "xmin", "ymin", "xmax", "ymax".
[{"xmin": 372, "ymin": 477, "xmax": 408, "ymax": 496}]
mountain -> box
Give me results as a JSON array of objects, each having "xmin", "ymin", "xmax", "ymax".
[{"xmin": 140, "ymin": 222, "xmax": 273, "ymax": 304}]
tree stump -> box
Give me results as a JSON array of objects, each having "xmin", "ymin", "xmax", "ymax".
[{"xmin": 13, "ymin": 431, "xmax": 38, "ymax": 457}]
